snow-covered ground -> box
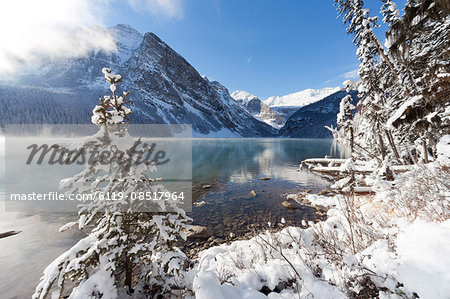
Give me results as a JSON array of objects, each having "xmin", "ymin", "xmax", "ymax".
[
  {"xmin": 190, "ymin": 217, "xmax": 450, "ymax": 298},
  {"xmin": 188, "ymin": 135, "xmax": 450, "ymax": 298}
]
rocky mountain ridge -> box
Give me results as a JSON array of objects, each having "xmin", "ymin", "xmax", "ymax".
[
  {"xmin": 0, "ymin": 24, "xmax": 275, "ymax": 137},
  {"xmin": 264, "ymin": 87, "xmax": 341, "ymax": 108},
  {"xmin": 231, "ymin": 90, "xmax": 284, "ymax": 128}
]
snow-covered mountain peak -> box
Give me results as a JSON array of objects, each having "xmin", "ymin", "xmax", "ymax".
[
  {"xmin": 230, "ymin": 90, "xmax": 285, "ymax": 129},
  {"xmin": 264, "ymin": 87, "xmax": 341, "ymax": 108},
  {"xmin": 231, "ymin": 90, "xmax": 259, "ymax": 104},
  {"xmin": 1, "ymin": 24, "xmax": 275, "ymax": 137},
  {"xmin": 109, "ymin": 24, "xmax": 143, "ymax": 64}
]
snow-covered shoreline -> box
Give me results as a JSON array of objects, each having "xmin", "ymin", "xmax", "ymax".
[
  {"xmin": 190, "ymin": 218, "xmax": 450, "ymax": 299},
  {"xmin": 188, "ymin": 136, "xmax": 450, "ymax": 298}
]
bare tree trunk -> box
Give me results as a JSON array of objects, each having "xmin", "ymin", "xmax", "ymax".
[
  {"xmin": 349, "ymin": 122, "xmax": 355, "ymax": 187},
  {"xmin": 368, "ymin": 32, "xmax": 416, "ymax": 97},
  {"xmin": 369, "ymin": 33, "xmax": 400, "ymax": 81},
  {"xmin": 124, "ymin": 217, "xmax": 133, "ymax": 293},
  {"xmin": 377, "ymin": 124, "xmax": 394, "ymax": 180},
  {"xmin": 422, "ymin": 139, "xmax": 429, "ymax": 163},
  {"xmin": 378, "ymin": 132, "xmax": 386, "ymax": 160},
  {"xmin": 385, "ymin": 129, "xmax": 401, "ymax": 163},
  {"xmin": 408, "ymin": 146, "xmax": 418, "ymax": 165},
  {"xmin": 125, "ymin": 256, "xmax": 133, "ymax": 293},
  {"xmin": 349, "ymin": 119, "xmax": 354, "ymax": 156},
  {"xmin": 427, "ymin": 131, "xmax": 437, "ymax": 160}
]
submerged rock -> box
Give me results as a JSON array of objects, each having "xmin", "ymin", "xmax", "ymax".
[
  {"xmin": 295, "ymin": 192, "xmax": 311, "ymax": 205},
  {"xmin": 287, "ymin": 192, "xmax": 330, "ymax": 215},
  {"xmin": 318, "ymin": 188, "xmax": 332, "ymax": 195},
  {"xmin": 194, "ymin": 201, "xmax": 207, "ymax": 207},
  {"xmin": 281, "ymin": 200, "xmax": 298, "ymax": 209},
  {"xmin": 187, "ymin": 225, "xmax": 213, "ymax": 239}
]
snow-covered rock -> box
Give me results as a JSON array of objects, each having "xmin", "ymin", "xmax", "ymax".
[
  {"xmin": 231, "ymin": 90, "xmax": 284, "ymax": 129},
  {"xmin": 109, "ymin": 24, "xmax": 143, "ymax": 65},
  {"xmin": 231, "ymin": 90, "xmax": 259, "ymax": 105}
]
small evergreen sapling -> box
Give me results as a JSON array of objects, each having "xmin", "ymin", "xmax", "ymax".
[
  {"xmin": 33, "ymin": 68, "xmax": 191, "ymax": 299},
  {"xmin": 337, "ymin": 80, "xmax": 356, "ymax": 155}
]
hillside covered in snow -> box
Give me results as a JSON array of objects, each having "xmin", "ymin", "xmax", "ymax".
[
  {"xmin": 262, "ymin": 87, "xmax": 342, "ymax": 122},
  {"xmin": 231, "ymin": 88, "xmax": 347, "ymax": 132},
  {"xmin": 264, "ymin": 87, "xmax": 341, "ymax": 107}
]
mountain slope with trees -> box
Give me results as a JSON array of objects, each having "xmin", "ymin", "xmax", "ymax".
[
  {"xmin": 0, "ymin": 24, "xmax": 275, "ymax": 137},
  {"xmin": 277, "ymin": 90, "xmax": 358, "ymax": 138}
]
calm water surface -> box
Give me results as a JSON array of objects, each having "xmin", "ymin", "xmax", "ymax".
[{"xmin": 0, "ymin": 138, "xmax": 344, "ymax": 298}]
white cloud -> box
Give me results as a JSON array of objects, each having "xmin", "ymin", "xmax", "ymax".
[
  {"xmin": 0, "ymin": 0, "xmax": 116, "ymax": 75},
  {"xmin": 323, "ymin": 68, "xmax": 359, "ymax": 86},
  {"xmin": 127, "ymin": 0, "xmax": 184, "ymax": 19},
  {"xmin": 341, "ymin": 69, "xmax": 359, "ymax": 79},
  {"xmin": 247, "ymin": 56, "xmax": 253, "ymax": 63}
]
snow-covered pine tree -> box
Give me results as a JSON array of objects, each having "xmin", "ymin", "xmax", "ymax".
[
  {"xmin": 327, "ymin": 79, "xmax": 359, "ymax": 190},
  {"xmin": 334, "ymin": 0, "xmax": 398, "ymax": 179},
  {"xmin": 335, "ymin": 0, "xmax": 449, "ymax": 176},
  {"xmin": 33, "ymin": 68, "xmax": 191, "ymax": 299},
  {"xmin": 337, "ymin": 80, "xmax": 356, "ymax": 155},
  {"xmin": 384, "ymin": 0, "xmax": 450, "ymax": 160},
  {"xmin": 338, "ymin": 80, "xmax": 358, "ymax": 187},
  {"xmin": 381, "ymin": 0, "xmax": 400, "ymax": 24}
]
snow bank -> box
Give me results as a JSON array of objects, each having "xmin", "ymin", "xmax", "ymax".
[
  {"xmin": 193, "ymin": 270, "xmax": 267, "ymax": 299},
  {"xmin": 191, "ymin": 198, "xmax": 450, "ymax": 298},
  {"xmin": 191, "ymin": 227, "xmax": 345, "ymax": 299},
  {"xmin": 436, "ymin": 134, "xmax": 450, "ymax": 162},
  {"xmin": 395, "ymin": 220, "xmax": 450, "ymax": 298}
]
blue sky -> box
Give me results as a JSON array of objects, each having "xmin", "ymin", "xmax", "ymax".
[{"xmin": 109, "ymin": 1, "xmax": 364, "ymax": 99}]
